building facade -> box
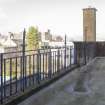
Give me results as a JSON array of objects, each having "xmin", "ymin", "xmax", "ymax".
[
  {"xmin": 83, "ymin": 7, "xmax": 97, "ymax": 42},
  {"xmin": 45, "ymin": 29, "xmax": 52, "ymax": 41}
]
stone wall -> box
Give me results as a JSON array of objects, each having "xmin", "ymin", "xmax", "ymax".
[{"xmin": 73, "ymin": 42, "xmax": 105, "ymax": 65}]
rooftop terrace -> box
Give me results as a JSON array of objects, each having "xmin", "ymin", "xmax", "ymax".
[
  {"xmin": 18, "ymin": 57, "xmax": 105, "ymax": 105},
  {"xmin": 1, "ymin": 41, "xmax": 105, "ymax": 105}
]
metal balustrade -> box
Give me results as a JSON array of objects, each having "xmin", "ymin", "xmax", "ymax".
[{"xmin": 0, "ymin": 46, "xmax": 75, "ymax": 104}]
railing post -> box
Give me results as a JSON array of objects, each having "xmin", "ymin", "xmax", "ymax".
[
  {"xmin": 22, "ymin": 29, "xmax": 26, "ymax": 92},
  {"xmin": 48, "ymin": 48, "xmax": 52, "ymax": 78},
  {"xmin": 0, "ymin": 53, "xmax": 3, "ymax": 104},
  {"xmin": 36, "ymin": 50, "xmax": 40, "ymax": 84}
]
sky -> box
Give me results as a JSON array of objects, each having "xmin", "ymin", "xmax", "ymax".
[{"xmin": 0, "ymin": 0, "xmax": 105, "ymax": 41}]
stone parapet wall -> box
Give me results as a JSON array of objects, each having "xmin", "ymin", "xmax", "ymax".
[{"xmin": 74, "ymin": 42, "xmax": 105, "ymax": 65}]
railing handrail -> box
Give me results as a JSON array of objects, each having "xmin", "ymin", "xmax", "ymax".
[{"xmin": 0, "ymin": 47, "xmax": 69, "ymax": 55}]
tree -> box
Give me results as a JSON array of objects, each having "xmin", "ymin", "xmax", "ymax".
[{"xmin": 26, "ymin": 26, "xmax": 39, "ymax": 50}]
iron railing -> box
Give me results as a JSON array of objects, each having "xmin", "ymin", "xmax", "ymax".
[{"xmin": 0, "ymin": 46, "xmax": 75, "ymax": 104}]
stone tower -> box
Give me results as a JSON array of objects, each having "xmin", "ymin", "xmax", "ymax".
[{"xmin": 83, "ymin": 7, "xmax": 97, "ymax": 41}]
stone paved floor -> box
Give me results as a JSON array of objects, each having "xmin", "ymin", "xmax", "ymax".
[{"xmin": 18, "ymin": 57, "xmax": 105, "ymax": 105}]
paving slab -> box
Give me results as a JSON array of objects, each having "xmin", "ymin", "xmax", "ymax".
[{"xmin": 18, "ymin": 57, "xmax": 105, "ymax": 105}]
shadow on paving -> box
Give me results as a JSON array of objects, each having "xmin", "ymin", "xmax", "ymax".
[{"xmin": 18, "ymin": 57, "xmax": 105, "ymax": 105}]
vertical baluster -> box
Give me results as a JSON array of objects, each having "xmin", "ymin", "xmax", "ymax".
[
  {"xmin": 4, "ymin": 59, "xmax": 6, "ymax": 98},
  {"xmin": 35, "ymin": 55, "xmax": 37, "ymax": 79},
  {"xmin": 59, "ymin": 49, "xmax": 61, "ymax": 70},
  {"xmin": 45, "ymin": 52, "xmax": 47, "ymax": 78},
  {"xmin": 10, "ymin": 58, "xmax": 12, "ymax": 96},
  {"xmin": 54, "ymin": 51, "xmax": 56, "ymax": 73},
  {"xmin": 22, "ymin": 29, "xmax": 26, "ymax": 92},
  {"xmin": 15, "ymin": 57, "xmax": 17, "ymax": 93},
  {"xmin": 29, "ymin": 55, "xmax": 31, "ymax": 86},
  {"xmin": 43, "ymin": 53, "xmax": 44, "ymax": 80},
  {"xmin": 84, "ymin": 42, "xmax": 86, "ymax": 65},
  {"xmin": 64, "ymin": 35, "xmax": 67, "ymax": 69},
  {"xmin": 32, "ymin": 55, "xmax": 35, "ymax": 84},
  {"xmin": 36, "ymin": 50, "xmax": 40, "ymax": 84},
  {"xmin": 22, "ymin": 55, "xmax": 25, "ymax": 92},
  {"xmin": 61, "ymin": 50, "xmax": 63, "ymax": 69},
  {"xmin": 52, "ymin": 51, "xmax": 54, "ymax": 75},
  {"xmin": 74, "ymin": 44, "xmax": 77, "ymax": 65},
  {"xmin": 64, "ymin": 48, "xmax": 66, "ymax": 69},
  {"xmin": 54, "ymin": 51, "xmax": 55, "ymax": 74},
  {"xmin": 20, "ymin": 57, "xmax": 23, "ymax": 91},
  {"xmin": 0, "ymin": 53, "xmax": 3, "ymax": 104},
  {"xmin": 55, "ymin": 51, "xmax": 57, "ymax": 73},
  {"xmin": 24, "ymin": 55, "xmax": 26, "ymax": 89},
  {"xmin": 70, "ymin": 47, "xmax": 72, "ymax": 67},
  {"xmin": 48, "ymin": 49, "xmax": 52, "ymax": 78},
  {"xmin": 25, "ymin": 56, "xmax": 27, "ymax": 87},
  {"xmin": 39, "ymin": 51, "xmax": 41, "ymax": 80},
  {"xmin": 57, "ymin": 49, "xmax": 60, "ymax": 73}
]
